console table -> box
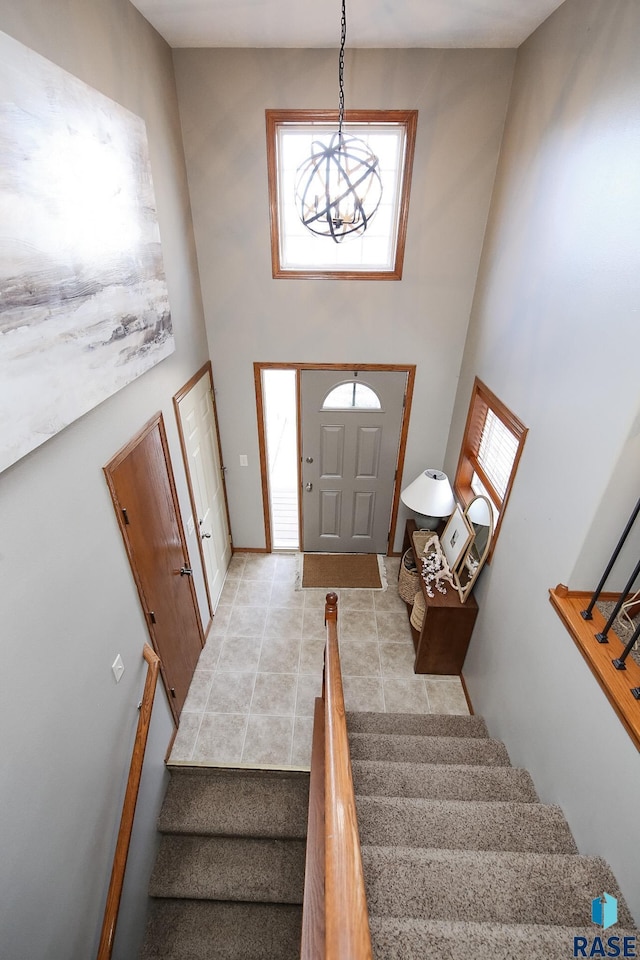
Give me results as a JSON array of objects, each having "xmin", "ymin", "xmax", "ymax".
[{"xmin": 401, "ymin": 519, "xmax": 478, "ymax": 675}]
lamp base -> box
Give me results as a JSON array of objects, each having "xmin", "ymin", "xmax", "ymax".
[{"xmin": 412, "ymin": 513, "xmax": 441, "ymax": 531}]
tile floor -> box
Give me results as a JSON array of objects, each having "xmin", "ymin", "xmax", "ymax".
[{"xmin": 169, "ymin": 552, "xmax": 470, "ymax": 770}]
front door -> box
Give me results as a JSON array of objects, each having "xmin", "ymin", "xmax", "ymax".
[
  {"xmin": 104, "ymin": 414, "xmax": 204, "ymax": 721},
  {"xmin": 300, "ymin": 370, "xmax": 407, "ymax": 553},
  {"xmin": 175, "ymin": 364, "xmax": 232, "ymax": 614}
]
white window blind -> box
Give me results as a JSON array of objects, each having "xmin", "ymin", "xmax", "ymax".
[{"xmin": 475, "ymin": 408, "xmax": 519, "ymax": 501}]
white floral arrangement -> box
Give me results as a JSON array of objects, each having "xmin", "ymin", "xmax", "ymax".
[{"xmin": 419, "ymin": 533, "xmax": 454, "ymax": 597}]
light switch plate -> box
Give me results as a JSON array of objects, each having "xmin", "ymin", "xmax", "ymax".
[
  {"xmin": 239, "ymin": 454, "xmax": 248, "ymax": 466},
  {"xmin": 112, "ymin": 654, "xmax": 125, "ymax": 683}
]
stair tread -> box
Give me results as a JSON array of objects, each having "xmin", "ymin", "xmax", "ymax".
[
  {"xmin": 368, "ymin": 918, "xmax": 639, "ymax": 960},
  {"xmin": 140, "ymin": 899, "xmax": 302, "ymax": 960},
  {"xmin": 361, "ymin": 846, "xmax": 635, "ymax": 926},
  {"xmin": 348, "ymin": 731, "xmax": 511, "ymax": 765},
  {"xmin": 346, "ymin": 711, "xmax": 488, "ymax": 738},
  {"xmin": 356, "ymin": 796, "xmax": 577, "ymax": 853},
  {"xmin": 351, "ymin": 759, "xmax": 539, "ymax": 801},
  {"xmin": 158, "ymin": 768, "xmax": 309, "ymax": 838},
  {"xmin": 150, "ymin": 835, "xmax": 305, "ymax": 904}
]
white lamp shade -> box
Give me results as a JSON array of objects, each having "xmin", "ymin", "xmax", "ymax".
[{"xmin": 400, "ymin": 469, "xmax": 455, "ymax": 518}]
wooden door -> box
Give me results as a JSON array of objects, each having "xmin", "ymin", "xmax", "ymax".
[
  {"xmin": 174, "ymin": 364, "xmax": 231, "ymax": 616},
  {"xmin": 300, "ymin": 370, "xmax": 407, "ymax": 553},
  {"xmin": 104, "ymin": 414, "xmax": 204, "ymax": 721}
]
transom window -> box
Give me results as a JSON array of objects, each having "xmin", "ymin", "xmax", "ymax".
[
  {"xmin": 266, "ymin": 110, "xmax": 417, "ymax": 280},
  {"xmin": 322, "ymin": 382, "xmax": 381, "ymax": 410},
  {"xmin": 454, "ymin": 378, "xmax": 528, "ymax": 557}
]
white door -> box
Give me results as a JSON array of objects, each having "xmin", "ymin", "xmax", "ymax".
[
  {"xmin": 176, "ymin": 368, "xmax": 231, "ymax": 611},
  {"xmin": 300, "ymin": 370, "xmax": 407, "ymax": 553}
]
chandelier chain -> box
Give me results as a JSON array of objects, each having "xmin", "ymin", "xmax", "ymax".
[{"xmin": 338, "ymin": 0, "xmax": 346, "ymax": 135}]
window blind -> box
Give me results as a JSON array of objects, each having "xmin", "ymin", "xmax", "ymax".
[{"xmin": 475, "ymin": 408, "xmax": 519, "ymax": 501}]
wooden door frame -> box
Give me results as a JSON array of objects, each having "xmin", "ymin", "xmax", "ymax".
[
  {"xmin": 103, "ymin": 411, "xmax": 204, "ymax": 725},
  {"xmin": 173, "ymin": 362, "xmax": 233, "ymax": 630},
  {"xmin": 254, "ymin": 362, "xmax": 416, "ymax": 556}
]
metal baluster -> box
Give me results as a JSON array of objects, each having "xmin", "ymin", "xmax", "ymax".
[
  {"xmin": 581, "ymin": 494, "xmax": 640, "ymax": 620},
  {"xmin": 594, "ymin": 556, "xmax": 640, "ymax": 643},
  {"xmin": 612, "ymin": 619, "xmax": 640, "ymax": 669}
]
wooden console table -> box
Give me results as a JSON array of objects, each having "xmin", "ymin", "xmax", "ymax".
[{"xmin": 401, "ymin": 519, "xmax": 478, "ymax": 675}]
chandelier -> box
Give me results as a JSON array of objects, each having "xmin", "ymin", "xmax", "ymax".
[{"xmin": 294, "ymin": 0, "xmax": 382, "ymax": 243}]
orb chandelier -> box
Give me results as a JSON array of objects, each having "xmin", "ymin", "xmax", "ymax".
[{"xmin": 294, "ymin": 0, "xmax": 382, "ymax": 243}]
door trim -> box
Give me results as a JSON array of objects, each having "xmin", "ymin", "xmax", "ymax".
[
  {"xmin": 103, "ymin": 412, "xmax": 205, "ymax": 724},
  {"xmin": 254, "ymin": 362, "xmax": 416, "ymax": 556},
  {"xmin": 173, "ymin": 362, "xmax": 233, "ymax": 629}
]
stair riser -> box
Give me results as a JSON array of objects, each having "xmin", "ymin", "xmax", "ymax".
[
  {"xmin": 141, "ymin": 899, "xmax": 302, "ymax": 960},
  {"xmin": 346, "ymin": 712, "xmax": 488, "ymax": 738},
  {"xmin": 352, "ymin": 761, "xmax": 539, "ymax": 802},
  {"xmin": 356, "ymin": 798, "xmax": 577, "ymax": 854},
  {"xmin": 368, "ymin": 918, "xmax": 639, "ymax": 960},
  {"xmin": 349, "ymin": 733, "xmax": 511, "ymax": 766},
  {"xmin": 150, "ymin": 835, "xmax": 306, "ymax": 904},
  {"xmin": 361, "ymin": 848, "xmax": 635, "ymax": 926},
  {"xmin": 158, "ymin": 772, "xmax": 309, "ymax": 839}
]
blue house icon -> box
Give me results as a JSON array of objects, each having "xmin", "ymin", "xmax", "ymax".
[{"xmin": 592, "ymin": 893, "xmax": 618, "ymax": 930}]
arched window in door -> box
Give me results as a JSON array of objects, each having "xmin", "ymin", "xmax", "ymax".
[{"xmin": 322, "ymin": 381, "xmax": 382, "ymax": 410}]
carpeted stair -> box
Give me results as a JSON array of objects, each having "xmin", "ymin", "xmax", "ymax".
[
  {"xmin": 349, "ymin": 711, "xmax": 637, "ymax": 959},
  {"xmin": 140, "ymin": 767, "xmax": 309, "ymax": 960}
]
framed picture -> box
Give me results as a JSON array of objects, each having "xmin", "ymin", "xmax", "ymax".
[{"xmin": 441, "ymin": 503, "xmax": 474, "ymax": 573}]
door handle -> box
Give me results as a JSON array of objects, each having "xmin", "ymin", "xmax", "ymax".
[
  {"xmin": 305, "ymin": 457, "xmax": 314, "ymax": 463},
  {"xmin": 305, "ymin": 482, "xmax": 313, "ymax": 492},
  {"xmin": 201, "ymin": 531, "xmax": 211, "ymax": 539},
  {"xmin": 180, "ymin": 566, "xmax": 193, "ymax": 576}
]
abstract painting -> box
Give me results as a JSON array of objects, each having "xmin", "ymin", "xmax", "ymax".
[{"xmin": 0, "ymin": 30, "xmax": 174, "ymax": 473}]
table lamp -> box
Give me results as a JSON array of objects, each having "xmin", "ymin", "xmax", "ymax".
[{"xmin": 400, "ymin": 469, "xmax": 455, "ymax": 530}]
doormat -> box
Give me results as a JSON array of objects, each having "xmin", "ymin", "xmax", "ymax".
[{"xmin": 300, "ymin": 553, "xmax": 386, "ymax": 590}]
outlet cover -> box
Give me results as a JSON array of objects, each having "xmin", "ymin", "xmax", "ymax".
[{"xmin": 112, "ymin": 654, "xmax": 125, "ymax": 683}]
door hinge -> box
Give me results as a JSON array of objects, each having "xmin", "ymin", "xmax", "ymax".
[
  {"xmin": 170, "ymin": 687, "xmax": 176, "ymax": 699},
  {"xmin": 122, "ymin": 508, "xmax": 130, "ymax": 525},
  {"xmin": 149, "ymin": 611, "xmax": 157, "ymax": 624}
]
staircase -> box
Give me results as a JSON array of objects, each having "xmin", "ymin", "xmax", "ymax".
[
  {"xmin": 140, "ymin": 767, "xmax": 309, "ymax": 959},
  {"xmin": 140, "ymin": 715, "xmax": 636, "ymax": 959},
  {"xmin": 349, "ymin": 711, "xmax": 637, "ymax": 959}
]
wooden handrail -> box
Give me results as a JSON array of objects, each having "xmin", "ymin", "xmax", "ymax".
[
  {"xmin": 323, "ymin": 592, "xmax": 373, "ymax": 960},
  {"xmin": 96, "ymin": 643, "xmax": 161, "ymax": 960}
]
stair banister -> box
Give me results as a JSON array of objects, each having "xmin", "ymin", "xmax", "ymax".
[
  {"xmin": 96, "ymin": 643, "xmax": 161, "ymax": 960},
  {"xmin": 323, "ymin": 592, "xmax": 373, "ymax": 960}
]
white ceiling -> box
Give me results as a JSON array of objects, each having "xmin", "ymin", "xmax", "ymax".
[{"xmin": 128, "ymin": 0, "xmax": 567, "ymax": 49}]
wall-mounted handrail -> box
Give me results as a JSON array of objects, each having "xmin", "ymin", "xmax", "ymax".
[
  {"xmin": 302, "ymin": 593, "xmax": 373, "ymax": 960},
  {"xmin": 96, "ymin": 643, "xmax": 161, "ymax": 960}
]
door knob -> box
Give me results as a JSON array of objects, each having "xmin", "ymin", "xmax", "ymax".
[
  {"xmin": 305, "ymin": 457, "xmax": 314, "ymax": 463},
  {"xmin": 305, "ymin": 482, "xmax": 313, "ymax": 492},
  {"xmin": 180, "ymin": 565, "xmax": 193, "ymax": 576},
  {"xmin": 201, "ymin": 531, "xmax": 212, "ymax": 539}
]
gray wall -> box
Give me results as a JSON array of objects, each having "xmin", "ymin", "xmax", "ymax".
[
  {"xmin": 444, "ymin": 0, "xmax": 640, "ymax": 922},
  {"xmin": 0, "ymin": 1, "xmax": 210, "ymax": 956},
  {"xmin": 172, "ymin": 47, "xmax": 516, "ymax": 550}
]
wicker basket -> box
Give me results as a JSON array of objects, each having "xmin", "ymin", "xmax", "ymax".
[
  {"xmin": 398, "ymin": 548, "xmax": 419, "ymax": 604},
  {"xmin": 410, "ymin": 589, "xmax": 426, "ymax": 630}
]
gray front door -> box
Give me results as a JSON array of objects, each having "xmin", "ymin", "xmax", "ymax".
[{"xmin": 300, "ymin": 370, "xmax": 407, "ymax": 553}]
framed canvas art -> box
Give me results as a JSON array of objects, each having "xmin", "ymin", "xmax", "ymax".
[
  {"xmin": 0, "ymin": 30, "xmax": 174, "ymax": 473},
  {"xmin": 441, "ymin": 503, "xmax": 474, "ymax": 573}
]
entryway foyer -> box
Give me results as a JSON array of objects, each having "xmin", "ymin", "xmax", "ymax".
[{"xmin": 169, "ymin": 551, "xmax": 469, "ymax": 767}]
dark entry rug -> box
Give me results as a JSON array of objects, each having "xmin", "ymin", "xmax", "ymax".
[{"xmin": 300, "ymin": 553, "xmax": 384, "ymax": 590}]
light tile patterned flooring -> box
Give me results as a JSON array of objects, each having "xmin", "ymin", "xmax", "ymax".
[{"xmin": 169, "ymin": 552, "xmax": 470, "ymax": 769}]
